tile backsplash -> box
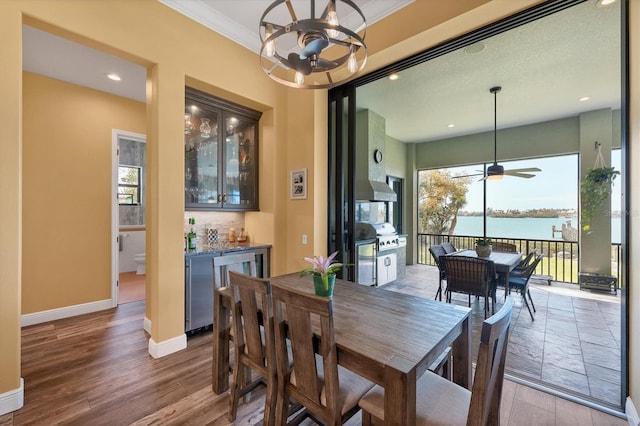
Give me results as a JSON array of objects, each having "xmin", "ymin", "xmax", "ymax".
[{"xmin": 184, "ymin": 211, "xmax": 245, "ymax": 248}]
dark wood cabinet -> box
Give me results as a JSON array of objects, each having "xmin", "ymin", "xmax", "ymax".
[{"xmin": 184, "ymin": 87, "xmax": 261, "ymax": 211}]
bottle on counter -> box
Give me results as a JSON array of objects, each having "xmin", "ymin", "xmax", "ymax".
[
  {"xmin": 237, "ymin": 228, "xmax": 247, "ymax": 243},
  {"xmin": 188, "ymin": 217, "xmax": 197, "ymax": 250},
  {"xmin": 228, "ymin": 227, "xmax": 236, "ymax": 243}
]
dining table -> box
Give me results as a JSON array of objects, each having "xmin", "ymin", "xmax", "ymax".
[
  {"xmin": 212, "ymin": 273, "xmax": 472, "ymax": 425},
  {"xmin": 447, "ymin": 249, "xmax": 523, "ymax": 295}
]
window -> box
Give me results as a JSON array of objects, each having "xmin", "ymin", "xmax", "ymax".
[{"xmin": 118, "ymin": 166, "xmax": 141, "ymax": 205}]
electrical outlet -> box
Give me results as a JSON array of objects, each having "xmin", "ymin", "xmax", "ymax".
[{"xmin": 302, "ymin": 234, "xmax": 308, "ymax": 245}]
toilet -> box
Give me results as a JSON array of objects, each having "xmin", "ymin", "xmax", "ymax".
[{"xmin": 133, "ymin": 253, "xmax": 146, "ymax": 275}]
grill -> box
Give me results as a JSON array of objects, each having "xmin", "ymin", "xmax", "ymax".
[{"xmin": 355, "ymin": 222, "xmax": 407, "ymax": 286}]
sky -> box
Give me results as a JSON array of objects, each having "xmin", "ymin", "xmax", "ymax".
[{"xmin": 440, "ymin": 150, "xmax": 621, "ymax": 213}]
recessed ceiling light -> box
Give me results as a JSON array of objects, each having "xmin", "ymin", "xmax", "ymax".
[
  {"xmin": 107, "ymin": 73, "xmax": 122, "ymax": 81},
  {"xmin": 579, "ymin": 96, "xmax": 591, "ymax": 102},
  {"xmin": 388, "ymin": 73, "xmax": 399, "ymax": 81},
  {"xmin": 447, "ymin": 124, "xmax": 455, "ymax": 128},
  {"xmin": 596, "ymin": 0, "xmax": 617, "ymax": 7},
  {"xmin": 463, "ymin": 42, "xmax": 486, "ymax": 55}
]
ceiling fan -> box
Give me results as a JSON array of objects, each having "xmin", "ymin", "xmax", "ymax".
[{"xmin": 460, "ymin": 86, "xmax": 541, "ymax": 181}]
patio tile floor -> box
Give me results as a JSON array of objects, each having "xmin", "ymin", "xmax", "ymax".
[{"xmin": 384, "ymin": 264, "xmax": 622, "ymax": 408}]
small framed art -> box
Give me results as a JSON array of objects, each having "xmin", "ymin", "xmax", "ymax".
[{"xmin": 290, "ymin": 168, "xmax": 307, "ymax": 199}]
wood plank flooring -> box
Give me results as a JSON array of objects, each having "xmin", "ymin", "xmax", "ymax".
[
  {"xmin": 119, "ymin": 272, "xmax": 145, "ymax": 304},
  {"xmin": 0, "ymin": 297, "xmax": 628, "ymax": 425}
]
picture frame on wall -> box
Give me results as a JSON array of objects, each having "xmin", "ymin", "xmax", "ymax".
[{"xmin": 290, "ymin": 168, "xmax": 307, "ymax": 199}]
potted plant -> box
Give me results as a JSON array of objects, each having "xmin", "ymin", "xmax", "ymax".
[
  {"xmin": 581, "ymin": 166, "xmax": 619, "ymax": 232},
  {"xmin": 300, "ymin": 251, "xmax": 345, "ymax": 297},
  {"xmin": 475, "ymin": 238, "xmax": 492, "ymax": 258}
]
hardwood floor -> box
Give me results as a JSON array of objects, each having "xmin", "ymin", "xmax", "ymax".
[
  {"xmin": 119, "ymin": 272, "xmax": 145, "ymax": 304},
  {"xmin": 0, "ymin": 298, "xmax": 627, "ymax": 425}
]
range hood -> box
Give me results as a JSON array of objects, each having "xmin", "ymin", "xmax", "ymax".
[{"xmin": 356, "ymin": 109, "xmax": 397, "ymax": 202}]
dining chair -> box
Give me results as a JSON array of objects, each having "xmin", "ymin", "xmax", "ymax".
[
  {"xmin": 440, "ymin": 255, "xmax": 496, "ymax": 318},
  {"xmin": 359, "ymin": 297, "xmax": 514, "ymax": 426},
  {"xmin": 441, "ymin": 241, "xmax": 457, "ymax": 254},
  {"xmin": 428, "ymin": 244, "xmax": 448, "ymax": 301},
  {"xmin": 271, "ymin": 284, "xmax": 374, "ymax": 425},
  {"xmin": 492, "ymin": 241, "xmax": 518, "ymax": 252},
  {"xmin": 514, "ymin": 248, "xmax": 538, "ymax": 272},
  {"xmin": 504, "ymin": 253, "xmax": 544, "ymax": 321},
  {"xmin": 227, "ymin": 271, "xmax": 277, "ymax": 425}
]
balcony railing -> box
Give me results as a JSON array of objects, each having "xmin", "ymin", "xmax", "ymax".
[{"xmin": 417, "ymin": 233, "xmax": 622, "ymax": 286}]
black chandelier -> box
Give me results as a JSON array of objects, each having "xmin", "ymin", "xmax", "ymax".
[{"xmin": 259, "ymin": 0, "xmax": 367, "ymax": 89}]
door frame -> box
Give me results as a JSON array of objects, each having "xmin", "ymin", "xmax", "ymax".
[{"xmin": 111, "ymin": 129, "xmax": 146, "ymax": 307}]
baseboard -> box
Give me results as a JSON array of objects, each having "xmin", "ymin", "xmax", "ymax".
[
  {"xmin": 627, "ymin": 397, "xmax": 640, "ymax": 426},
  {"xmin": 143, "ymin": 316, "xmax": 152, "ymax": 334},
  {"xmin": 148, "ymin": 333, "xmax": 186, "ymax": 358},
  {"xmin": 0, "ymin": 378, "xmax": 24, "ymax": 416},
  {"xmin": 21, "ymin": 299, "xmax": 113, "ymax": 327}
]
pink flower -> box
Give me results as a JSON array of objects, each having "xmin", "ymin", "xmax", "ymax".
[{"xmin": 300, "ymin": 251, "xmax": 345, "ymax": 278}]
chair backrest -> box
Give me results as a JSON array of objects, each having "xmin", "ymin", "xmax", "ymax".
[
  {"xmin": 519, "ymin": 253, "xmax": 544, "ymax": 280},
  {"xmin": 228, "ymin": 271, "xmax": 275, "ymax": 376},
  {"xmin": 440, "ymin": 255, "xmax": 495, "ymax": 297},
  {"xmin": 429, "ymin": 244, "xmax": 447, "ymax": 266},
  {"xmin": 271, "ymin": 284, "xmax": 341, "ymax": 424},
  {"xmin": 492, "ymin": 241, "xmax": 517, "ymax": 253},
  {"xmin": 517, "ymin": 248, "xmax": 538, "ymax": 269},
  {"xmin": 213, "ymin": 252, "xmax": 257, "ymax": 290},
  {"xmin": 467, "ymin": 297, "xmax": 513, "ymax": 426},
  {"xmin": 441, "ymin": 241, "xmax": 457, "ymax": 254}
]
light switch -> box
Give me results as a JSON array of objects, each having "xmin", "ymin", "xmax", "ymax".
[{"xmin": 302, "ymin": 234, "xmax": 308, "ymax": 245}]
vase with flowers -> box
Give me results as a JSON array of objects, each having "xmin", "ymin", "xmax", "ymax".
[{"xmin": 300, "ymin": 251, "xmax": 345, "ymax": 297}]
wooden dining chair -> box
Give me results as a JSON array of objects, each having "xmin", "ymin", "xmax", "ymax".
[
  {"xmin": 428, "ymin": 244, "xmax": 448, "ymax": 301},
  {"xmin": 440, "ymin": 255, "xmax": 496, "ymax": 318},
  {"xmin": 359, "ymin": 297, "xmax": 513, "ymax": 426},
  {"xmin": 227, "ymin": 271, "xmax": 277, "ymax": 425},
  {"xmin": 213, "ymin": 252, "xmax": 258, "ymax": 290},
  {"xmin": 441, "ymin": 241, "xmax": 457, "ymax": 254},
  {"xmin": 492, "ymin": 241, "xmax": 518, "ymax": 252},
  {"xmin": 271, "ymin": 284, "xmax": 374, "ymax": 425}
]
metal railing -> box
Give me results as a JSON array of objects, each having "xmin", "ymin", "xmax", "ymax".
[{"xmin": 417, "ymin": 233, "xmax": 622, "ymax": 286}]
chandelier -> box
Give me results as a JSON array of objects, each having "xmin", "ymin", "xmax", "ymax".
[{"xmin": 259, "ymin": 0, "xmax": 367, "ymax": 89}]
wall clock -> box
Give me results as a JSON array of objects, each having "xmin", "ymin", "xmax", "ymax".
[{"xmin": 374, "ymin": 149, "xmax": 383, "ymax": 164}]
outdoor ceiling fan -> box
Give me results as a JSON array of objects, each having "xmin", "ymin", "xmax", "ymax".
[{"xmin": 461, "ymin": 86, "xmax": 541, "ymax": 181}]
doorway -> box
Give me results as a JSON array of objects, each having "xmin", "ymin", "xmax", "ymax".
[{"xmin": 112, "ymin": 129, "xmax": 147, "ymax": 306}]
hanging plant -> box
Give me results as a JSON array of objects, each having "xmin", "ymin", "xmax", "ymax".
[{"xmin": 580, "ymin": 143, "xmax": 619, "ymax": 232}]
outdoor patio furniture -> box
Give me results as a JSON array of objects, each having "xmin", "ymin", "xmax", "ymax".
[
  {"xmin": 429, "ymin": 244, "xmax": 448, "ymax": 301},
  {"xmin": 441, "ymin": 241, "xmax": 457, "ymax": 254},
  {"xmin": 440, "ymin": 255, "xmax": 496, "ymax": 318},
  {"xmin": 502, "ymin": 253, "xmax": 544, "ymax": 320},
  {"xmin": 493, "ymin": 241, "xmax": 518, "ymax": 252}
]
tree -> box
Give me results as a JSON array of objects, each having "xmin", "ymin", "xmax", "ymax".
[{"xmin": 418, "ymin": 170, "xmax": 470, "ymax": 235}]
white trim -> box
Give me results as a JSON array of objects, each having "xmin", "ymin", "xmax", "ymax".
[
  {"xmin": 627, "ymin": 397, "xmax": 640, "ymax": 426},
  {"xmin": 143, "ymin": 316, "xmax": 152, "ymax": 334},
  {"xmin": 0, "ymin": 378, "xmax": 24, "ymax": 416},
  {"xmin": 21, "ymin": 299, "xmax": 112, "ymax": 327},
  {"xmin": 148, "ymin": 334, "xmax": 187, "ymax": 359},
  {"xmin": 112, "ymin": 129, "xmax": 146, "ymax": 308}
]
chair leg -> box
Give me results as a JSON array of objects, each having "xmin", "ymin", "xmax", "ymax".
[
  {"xmin": 362, "ymin": 410, "xmax": 373, "ymax": 426},
  {"xmin": 435, "ymin": 279, "xmax": 442, "ymax": 301},
  {"xmin": 523, "ymin": 292, "xmax": 535, "ymax": 321},
  {"xmin": 527, "ymin": 288, "xmax": 536, "ymax": 312}
]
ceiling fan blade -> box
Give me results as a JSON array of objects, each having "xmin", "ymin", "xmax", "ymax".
[
  {"xmin": 506, "ymin": 167, "xmax": 541, "ymax": 173},
  {"xmin": 504, "ymin": 171, "xmax": 537, "ymax": 178},
  {"xmin": 300, "ymin": 38, "xmax": 329, "ymax": 59},
  {"xmin": 284, "ymin": 0, "xmax": 297, "ymax": 22},
  {"xmin": 453, "ymin": 172, "xmax": 484, "ymax": 179},
  {"xmin": 286, "ymin": 53, "xmax": 312, "ymax": 75}
]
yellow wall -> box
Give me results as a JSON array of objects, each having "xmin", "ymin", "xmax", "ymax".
[{"xmin": 22, "ymin": 72, "xmax": 146, "ymax": 313}]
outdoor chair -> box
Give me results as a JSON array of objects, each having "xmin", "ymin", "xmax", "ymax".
[
  {"xmin": 503, "ymin": 253, "xmax": 544, "ymax": 321},
  {"xmin": 428, "ymin": 244, "xmax": 448, "ymax": 301},
  {"xmin": 492, "ymin": 241, "xmax": 518, "ymax": 252},
  {"xmin": 271, "ymin": 284, "xmax": 374, "ymax": 425},
  {"xmin": 359, "ymin": 297, "xmax": 514, "ymax": 426},
  {"xmin": 441, "ymin": 241, "xmax": 457, "ymax": 254},
  {"xmin": 440, "ymin": 255, "xmax": 497, "ymax": 318}
]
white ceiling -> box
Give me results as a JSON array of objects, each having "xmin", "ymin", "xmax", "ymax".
[{"xmin": 21, "ymin": 0, "xmax": 621, "ymax": 144}]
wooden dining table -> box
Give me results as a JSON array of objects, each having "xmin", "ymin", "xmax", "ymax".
[
  {"xmin": 447, "ymin": 249, "xmax": 523, "ymax": 295},
  {"xmin": 212, "ymin": 273, "xmax": 472, "ymax": 425}
]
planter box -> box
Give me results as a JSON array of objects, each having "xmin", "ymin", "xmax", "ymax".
[{"xmin": 579, "ymin": 272, "xmax": 617, "ymax": 294}]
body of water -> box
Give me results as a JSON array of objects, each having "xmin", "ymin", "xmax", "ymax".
[{"xmin": 452, "ymin": 216, "xmax": 622, "ymax": 243}]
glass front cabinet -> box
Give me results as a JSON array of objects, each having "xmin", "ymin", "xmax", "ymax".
[{"xmin": 184, "ymin": 87, "xmax": 262, "ymax": 211}]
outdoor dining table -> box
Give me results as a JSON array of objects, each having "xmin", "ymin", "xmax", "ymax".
[
  {"xmin": 212, "ymin": 273, "xmax": 472, "ymax": 425},
  {"xmin": 447, "ymin": 249, "xmax": 523, "ymax": 295}
]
